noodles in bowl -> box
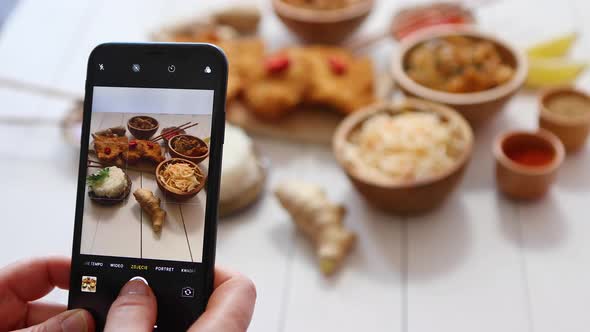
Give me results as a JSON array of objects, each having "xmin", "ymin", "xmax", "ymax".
[{"xmin": 156, "ymin": 158, "xmax": 206, "ymax": 200}]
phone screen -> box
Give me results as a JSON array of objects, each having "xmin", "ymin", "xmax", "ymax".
[{"xmin": 68, "ymin": 43, "xmax": 227, "ymax": 330}]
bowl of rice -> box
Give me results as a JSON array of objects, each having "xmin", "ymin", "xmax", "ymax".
[{"xmin": 333, "ymin": 98, "xmax": 473, "ymax": 214}]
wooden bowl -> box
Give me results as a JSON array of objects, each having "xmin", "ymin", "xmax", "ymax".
[
  {"xmin": 156, "ymin": 158, "xmax": 206, "ymax": 201},
  {"xmin": 88, "ymin": 173, "xmax": 132, "ymax": 205},
  {"xmin": 168, "ymin": 134, "xmax": 210, "ymax": 164},
  {"xmin": 271, "ymin": 0, "xmax": 374, "ymax": 44},
  {"xmin": 127, "ymin": 116, "xmax": 159, "ymax": 140},
  {"xmin": 333, "ymin": 98, "xmax": 474, "ymax": 214},
  {"xmin": 391, "ymin": 25, "xmax": 528, "ymax": 126},
  {"xmin": 539, "ymin": 87, "xmax": 590, "ymax": 153},
  {"xmin": 494, "ymin": 130, "xmax": 565, "ymax": 200}
]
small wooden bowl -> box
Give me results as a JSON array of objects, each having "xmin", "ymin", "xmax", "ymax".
[
  {"xmin": 539, "ymin": 87, "xmax": 590, "ymax": 153},
  {"xmin": 391, "ymin": 25, "xmax": 528, "ymax": 126},
  {"xmin": 88, "ymin": 173, "xmax": 132, "ymax": 205},
  {"xmin": 168, "ymin": 134, "xmax": 210, "ymax": 164},
  {"xmin": 333, "ymin": 98, "xmax": 474, "ymax": 214},
  {"xmin": 127, "ymin": 116, "xmax": 159, "ymax": 140},
  {"xmin": 156, "ymin": 158, "xmax": 206, "ymax": 201},
  {"xmin": 272, "ymin": 0, "xmax": 374, "ymax": 44},
  {"xmin": 494, "ymin": 130, "xmax": 565, "ymax": 200}
]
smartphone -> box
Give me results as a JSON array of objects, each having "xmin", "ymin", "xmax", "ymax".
[{"xmin": 68, "ymin": 43, "xmax": 227, "ymax": 330}]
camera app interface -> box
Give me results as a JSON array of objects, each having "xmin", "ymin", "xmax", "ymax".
[{"xmin": 73, "ymin": 86, "xmax": 214, "ymax": 327}]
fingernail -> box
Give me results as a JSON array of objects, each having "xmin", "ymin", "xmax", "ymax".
[
  {"xmin": 61, "ymin": 310, "xmax": 88, "ymax": 332},
  {"xmin": 120, "ymin": 279, "xmax": 150, "ymax": 296}
]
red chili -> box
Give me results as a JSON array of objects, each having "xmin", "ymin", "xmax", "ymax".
[
  {"xmin": 129, "ymin": 140, "xmax": 137, "ymax": 148},
  {"xmin": 265, "ymin": 55, "xmax": 290, "ymax": 74},
  {"xmin": 147, "ymin": 142, "xmax": 154, "ymax": 149},
  {"xmin": 104, "ymin": 147, "xmax": 111, "ymax": 155},
  {"xmin": 328, "ymin": 56, "xmax": 348, "ymax": 75}
]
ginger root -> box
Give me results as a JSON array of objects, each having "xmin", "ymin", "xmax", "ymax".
[
  {"xmin": 134, "ymin": 189, "xmax": 166, "ymax": 233},
  {"xmin": 275, "ymin": 181, "xmax": 356, "ymax": 275}
]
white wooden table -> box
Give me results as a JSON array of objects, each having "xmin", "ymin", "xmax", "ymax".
[{"xmin": 0, "ymin": 1, "xmax": 589, "ymax": 331}]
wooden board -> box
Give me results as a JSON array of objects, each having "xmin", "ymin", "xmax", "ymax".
[{"xmin": 227, "ymin": 101, "xmax": 344, "ymax": 145}]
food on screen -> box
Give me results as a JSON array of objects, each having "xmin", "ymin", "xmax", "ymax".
[
  {"xmin": 134, "ymin": 188, "xmax": 167, "ymax": 233},
  {"xmin": 86, "ymin": 166, "xmax": 131, "ymax": 205}
]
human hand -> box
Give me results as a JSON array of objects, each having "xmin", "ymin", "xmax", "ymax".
[
  {"xmin": 0, "ymin": 256, "xmax": 94, "ymax": 331},
  {"xmin": 104, "ymin": 267, "xmax": 257, "ymax": 332},
  {"xmin": 0, "ymin": 257, "xmax": 256, "ymax": 332}
]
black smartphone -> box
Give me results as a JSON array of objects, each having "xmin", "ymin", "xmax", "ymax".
[{"xmin": 68, "ymin": 43, "xmax": 227, "ymax": 330}]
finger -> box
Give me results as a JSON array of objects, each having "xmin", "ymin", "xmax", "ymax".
[
  {"xmin": 14, "ymin": 309, "xmax": 94, "ymax": 332},
  {"xmin": 0, "ymin": 256, "xmax": 70, "ymax": 302},
  {"xmin": 188, "ymin": 268, "xmax": 256, "ymax": 332},
  {"xmin": 25, "ymin": 301, "xmax": 67, "ymax": 326},
  {"xmin": 104, "ymin": 279, "xmax": 157, "ymax": 332}
]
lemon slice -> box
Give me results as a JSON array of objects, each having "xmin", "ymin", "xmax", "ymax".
[
  {"xmin": 526, "ymin": 58, "xmax": 587, "ymax": 88},
  {"xmin": 527, "ymin": 33, "xmax": 577, "ymax": 58}
]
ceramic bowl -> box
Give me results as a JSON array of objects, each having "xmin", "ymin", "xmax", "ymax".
[
  {"xmin": 391, "ymin": 25, "xmax": 528, "ymax": 126},
  {"xmin": 493, "ymin": 129, "xmax": 565, "ymax": 200},
  {"xmin": 333, "ymin": 98, "xmax": 474, "ymax": 214},
  {"xmin": 539, "ymin": 87, "xmax": 590, "ymax": 153},
  {"xmin": 168, "ymin": 134, "xmax": 210, "ymax": 164},
  {"xmin": 127, "ymin": 116, "xmax": 159, "ymax": 140},
  {"xmin": 156, "ymin": 158, "xmax": 206, "ymax": 201},
  {"xmin": 271, "ymin": 0, "xmax": 374, "ymax": 44}
]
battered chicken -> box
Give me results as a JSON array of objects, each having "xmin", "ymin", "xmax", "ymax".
[
  {"xmin": 93, "ymin": 135, "xmax": 128, "ymax": 167},
  {"xmin": 302, "ymin": 47, "xmax": 375, "ymax": 114},
  {"xmin": 127, "ymin": 140, "xmax": 165, "ymax": 164},
  {"xmin": 93, "ymin": 135, "xmax": 164, "ymax": 166},
  {"xmin": 242, "ymin": 49, "xmax": 311, "ymax": 119}
]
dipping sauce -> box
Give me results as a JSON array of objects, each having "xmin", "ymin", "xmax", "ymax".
[
  {"xmin": 503, "ymin": 142, "xmax": 555, "ymax": 167},
  {"xmin": 545, "ymin": 94, "xmax": 590, "ymax": 118}
]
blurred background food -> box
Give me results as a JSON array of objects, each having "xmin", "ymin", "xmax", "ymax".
[
  {"xmin": 333, "ymin": 99, "xmax": 473, "ymax": 213},
  {"xmin": 2, "ymin": 1, "xmax": 590, "ymax": 331}
]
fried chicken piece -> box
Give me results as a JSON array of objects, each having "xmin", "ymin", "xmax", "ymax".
[
  {"xmin": 127, "ymin": 140, "xmax": 165, "ymax": 165},
  {"xmin": 242, "ymin": 49, "xmax": 311, "ymax": 119},
  {"xmin": 93, "ymin": 135, "xmax": 128, "ymax": 167},
  {"xmin": 302, "ymin": 47, "xmax": 375, "ymax": 114},
  {"xmin": 216, "ymin": 39, "xmax": 266, "ymax": 102}
]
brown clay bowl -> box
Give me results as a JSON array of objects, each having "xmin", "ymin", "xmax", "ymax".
[
  {"xmin": 271, "ymin": 0, "xmax": 374, "ymax": 44},
  {"xmin": 391, "ymin": 25, "xmax": 528, "ymax": 127},
  {"xmin": 333, "ymin": 98, "xmax": 474, "ymax": 214},
  {"xmin": 493, "ymin": 129, "xmax": 565, "ymax": 200},
  {"xmin": 539, "ymin": 87, "xmax": 590, "ymax": 153},
  {"xmin": 88, "ymin": 173, "xmax": 132, "ymax": 205},
  {"xmin": 127, "ymin": 116, "xmax": 159, "ymax": 140},
  {"xmin": 156, "ymin": 158, "xmax": 206, "ymax": 201},
  {"xmin": 168, "ymin": 134, "xmax": 210, "ymax": 164}
]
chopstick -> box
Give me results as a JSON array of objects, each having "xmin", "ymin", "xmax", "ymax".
[{"xmin": 151, "ymin": 122, "xmax": 199, "ymax": 142}]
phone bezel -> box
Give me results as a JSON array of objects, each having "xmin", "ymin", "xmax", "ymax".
[{"xmin": 67, "ymin": 42, "xmax": 227, "ymax": 326}]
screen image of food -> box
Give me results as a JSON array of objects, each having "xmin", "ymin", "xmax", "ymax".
[{"xmin": 80, "ymin": 87, "xmax": 213, "ymax": 263}]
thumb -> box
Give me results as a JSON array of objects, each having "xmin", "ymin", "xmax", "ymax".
[
  {"xmin": 104, "ymin": 279, "xmax": 157, "ymax": 332},
  {"xmin": 16, "ymin": 309, "xmax": 94, "ymax": 332}
]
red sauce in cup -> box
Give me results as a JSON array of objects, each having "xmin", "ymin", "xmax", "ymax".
[{"xmin": 504, "ymin": 145, "xmax": 555, "ymax": 167}]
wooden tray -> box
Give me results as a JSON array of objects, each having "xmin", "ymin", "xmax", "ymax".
[{"xmin": 227, "ymin": 102, "xmax": 344, "ymax": 145}]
